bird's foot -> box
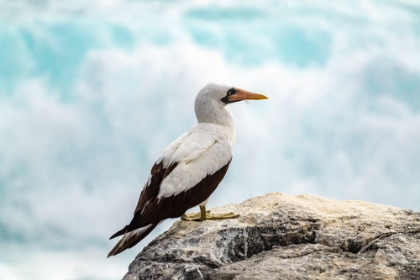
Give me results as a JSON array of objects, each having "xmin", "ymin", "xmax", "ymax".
[
  {"xmin": 181, "ymin": 211, "xmax": 239, "ymax": 222},
  {"xmin": 205, "ymin": 212, "xmax": 240, "ymax": 220},
  {"xmin": 181, "ymin": 212, "xmax": 202, "ymax": 221}
]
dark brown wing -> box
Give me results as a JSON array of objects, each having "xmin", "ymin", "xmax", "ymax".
[
  {"xmin": 108, "ymin": 159, "xmax": 231, "ymax": 257},
  {"xmin": 109, "ymin": 161, "xmax": 177, "ymax": 240},
  {"xmin": 126, "ymin": 159, "xmax": 231, "ymax": 230},
  {"xmin": 110, "ymin": 157, "xmax": 231, "ymax": 241},
  {"xmin": 133, "ymin": 161, "xmax": 178, "ymax": 215}
]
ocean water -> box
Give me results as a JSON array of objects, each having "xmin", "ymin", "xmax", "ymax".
[{"xmin": 1, "ymin": 0, "xmax": 420, "ymax": 279}]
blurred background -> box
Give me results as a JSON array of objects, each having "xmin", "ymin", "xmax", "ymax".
[{"xmin": 1, "ymin": 0, "xmax": 419, "ymax": 279}]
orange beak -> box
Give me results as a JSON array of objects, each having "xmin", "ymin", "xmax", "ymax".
[{"xmin": 228, "ymin": 88, "xmax": 268, "ymax": 102}]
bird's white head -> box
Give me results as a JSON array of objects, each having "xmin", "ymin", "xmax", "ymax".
[{"xmin": 194, "ymin": 82, "xmax": 268, "ymax": 126}]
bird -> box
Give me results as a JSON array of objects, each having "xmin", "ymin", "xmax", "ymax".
[{"xmin": 107, "ymin": 82, "xmax": 268, "ymax": 257}]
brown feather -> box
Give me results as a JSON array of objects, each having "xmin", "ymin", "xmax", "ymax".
[
  {"xmin": 109, "ymin": 161, "xmax": 178, "ymax": 240},
  {"xmin": 127, "ymin": 160, "xmax": 231, "ymax": 230},
  {"xmin": 163, "ymin": 162, "xmax": 178, "ymax": 179},
  {"xmin": 109, "ymin": 225, "xmax": 128, "ymax": 240},
  {"xmin": 107, "ymin": 223, "xmax": 158, "ymax": 257},
  {"xmin": 134, "ymin": 161, "xmax": 165, "ymax": 214},
  {"xmin": 109, "ymin": 159, "xmax": 231, "ymax": 252}
]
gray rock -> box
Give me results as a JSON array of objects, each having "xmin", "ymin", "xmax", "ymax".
[{"xmin": 122, "ymin": 193, "xmax": 420, "ymax": 280}]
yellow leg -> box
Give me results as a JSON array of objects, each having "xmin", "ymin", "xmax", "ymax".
[
  {"xmin": 200, "ymin": 205, "xmax": 206, "ymax": 221},
  {"xmin": 181, "ymin": 205, "xmax": 239, "ymax": 221}
]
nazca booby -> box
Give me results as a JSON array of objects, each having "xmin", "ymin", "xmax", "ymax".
[{"xmin": 108, "ymin": 83, "xmax": 268, "ymax": 257}]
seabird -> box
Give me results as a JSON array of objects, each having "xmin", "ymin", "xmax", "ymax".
[{"xmin": 108, "ymin": 83, "xmax": 268, "ymax": 257}]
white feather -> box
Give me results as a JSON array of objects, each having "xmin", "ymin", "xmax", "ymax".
[
  {"xmin": 157, "ymin": 123, "xmax": 234, "ymax": 198},
  {"xmin": 144, "ymin": 83, "xmax": 238, "ymax": 199}
]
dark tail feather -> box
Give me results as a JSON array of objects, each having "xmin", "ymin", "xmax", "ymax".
[
  {"xmin": 109, "ymin": 225, "xmax": 128, "ymax": 240},
  {"xmin": 110, "ymin": 211, "xmax": 143, "ymax": 240},
  {"xmin": 107, "ymin": 223, "xmax": 158, "ymax": 257}
]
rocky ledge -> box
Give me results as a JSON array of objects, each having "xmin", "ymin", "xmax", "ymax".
[{"xmin": 122, "ymin": 193, "xmax": 420, "ymax": 280}]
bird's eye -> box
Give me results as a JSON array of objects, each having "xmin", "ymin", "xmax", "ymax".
[{"xmin": 227, "ymin": 88, "xmax": 237, "ymax": 96}]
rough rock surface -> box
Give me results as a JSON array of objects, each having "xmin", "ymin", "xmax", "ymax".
[{"xmin": 122, "ymin": 193, "xmax": 420, "ymax": 280}]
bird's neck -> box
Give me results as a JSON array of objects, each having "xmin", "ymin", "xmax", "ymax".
[{"xmin": 196, "ymin": 105, "xmax": 235, "ymax": 129}]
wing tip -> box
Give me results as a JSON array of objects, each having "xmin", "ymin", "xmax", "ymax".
[
  {"xmin": 109, "ymin": 225, "xmax": 128, "ymax": 240},
  {"xmin": 107, "ymin": 223, "xmax": 159, "ymax": 258},
  {"xmin": 107, "ymin": 248, "xmax": 118, "ymax": 258}
]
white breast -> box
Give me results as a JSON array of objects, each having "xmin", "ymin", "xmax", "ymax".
[{"xmin": 156, "ymin": 122, "xmax": 235, "ymax": 198}]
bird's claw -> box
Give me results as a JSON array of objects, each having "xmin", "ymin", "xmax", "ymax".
[{"xmin": 181, "ymin": 211, "xmax": 239, "ymax": 221}]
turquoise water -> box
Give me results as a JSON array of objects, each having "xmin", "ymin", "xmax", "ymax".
[{"xmin": 1, "ymin": 1, "xmax": 420, "ymax": 279}]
